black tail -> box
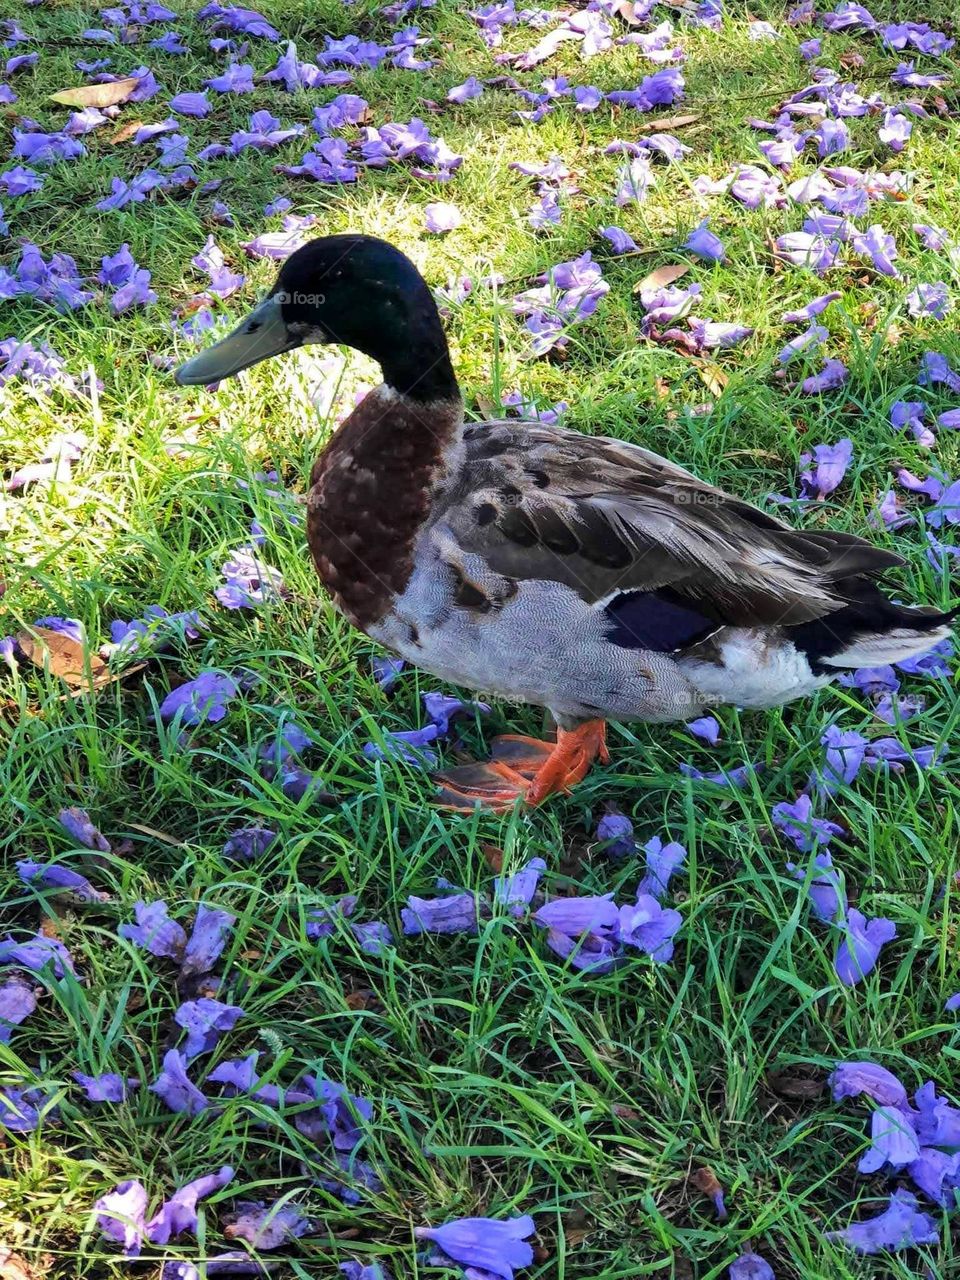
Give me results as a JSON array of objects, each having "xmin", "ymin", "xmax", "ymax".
[{"xmin": 790, "ymin": 577, "xmax": 956, "ymax": 673}]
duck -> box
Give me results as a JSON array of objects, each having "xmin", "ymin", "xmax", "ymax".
[{"xmin": 174, "ymin": 234, "xmax": 954, "ymax": 810}]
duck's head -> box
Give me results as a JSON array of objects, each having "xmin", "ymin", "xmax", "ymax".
[{"xmin": 174, "ymin": 233, "xmax": 458, "ymax": 401}]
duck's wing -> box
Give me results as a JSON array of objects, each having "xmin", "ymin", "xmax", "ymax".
[{"xmin": 441, "ymin": 420, "xmax": 902, "ymax": 628}]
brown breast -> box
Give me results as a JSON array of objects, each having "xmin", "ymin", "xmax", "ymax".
[{"xmin": 307, "ymin": 385, "xmax": 462, "ymax": 631}]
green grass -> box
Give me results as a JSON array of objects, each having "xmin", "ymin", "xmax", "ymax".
[{"xmin": 2, "ymin": 1, "xmax": 960, "ymax": 1277}]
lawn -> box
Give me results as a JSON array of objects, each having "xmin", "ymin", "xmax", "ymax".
[{"xmin": 2, "ymin": 1, "xmax": 960, "ymax": 1277}]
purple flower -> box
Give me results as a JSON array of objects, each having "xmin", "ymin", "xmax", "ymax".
[
  {"xmin": 64, "ymin": 107, "xmax": 109, "ymax": 136},
  {"xmin": 615, "ymin": 156, "xmax": 654, "ymax": 204},
  {"xmin": 637, "ymin": 836, "xmax": 687, "ymax": 900},
  {"xmin": 150, "ymin": 1049, "xmax": 208, "ymax": 1114},
  {"xmin": 112, "ymin": 268, "xmax": 156, "ymax": 314},
  {"xmin": 340, "ymin": 1263, "xmax": 391, "ymax": 1280},
  {"xmin": 852, "ymin": 224, "xmax": 899, "ymax": 277},
  {"xmin": 858, "ymin": 1104, "xmax": 920, "ymax": 1173},
  {"xmin": 146, "ymin": 1166, "xmax": 235, "ymax": 1244},
  {"xmin": 493, "ymin": 857, "xmax": 546, "ymax": 916},
  {"xmin": 414, "ymin": 1215, "xmax": 535, "ymax": 1280},
  {"xmin": 101, "ymin": 607, "xmax": 203, "ymax": 660},
  {"xmin": 801, "ymin": 358, "xmax": 849, "ymax": 394},
  {"xmin": 951, "ymin": 994, "xmax": 960, "ymax": 1013},
  {"xmin": 684, "ymin": 219, "xmax": 724, "ymax": 262},
  {"xmin": 448, "ymin": 75, "xmax": 483, "ymax": 103},
  {"xmin": 161, "ymin": 1253, "xmax": 273, "ymax": 1278},
  {"xmin": 775, "ymin": 231, "xmax": 841, "ymax": 273},
  {"xmin": 819, "ymin": 726, "xmax": 868, "ymax": 793},
  {"xmin": 423, "ymin": 201, "xmax": 461, "ymax": 233},
  {"xmin": 534, "ymin": 895, "xmax": 619, "ymax": 937},
  {"xmin": 372, "ymin": 656, "xmax": 405, "ymax": 689},
  {"xmin": 422, "ymin": 691, "xmax": 490, "ymax": 733},
  {"xmin": 119, "ymin": 900, "xmax": 187, "ymax": 960},
  {"xmin": 363, "ymin": 725, "xmax": 440, "ymax": 767},
  {"xmin": 401, "ymin": 893, "xmax": 478, "ymax": 935},
  {"xmin": 574, "ymin": 85, "xmax": 602, "ymax": 111},
  {"xmin": 918, "ymin": 351, "xmax": 960, "ymax": 393},
  {"xmin": 12, "ymin": 129, "xmax": 86, "ymax": 166},
  {"xmin": 0, "ymin": 932, "xmax": 74, "ymax": 977},
  {"xmin": 223, "ymin": 825, "xmax": 276, "ymax": 861},
  {"xmin": 686, "ymin": 716, "xmax": 720, "ymax": 744},
  {"xmin": 175, "ymin": 997, "xmax": 244, "ymax": 1060},
  {"xmin": 169, "ymin": 90, "xmax": 210, "ymax": 116},
  {"xmin": 825, "ymin": 1189, "xmax": 938, "ymax": 1255},
  {"xmin": 198, "ymin": 3, "xmax": 279, "ymax": 39},
  {"xmin": 906, "ymin": 282, "xmax": 950, "ymax": 321},
  {"xmin": 206, "ymin": 62, "xmax": 255, "ymax": 92},
  {"xmin": 879, "ymin": 108, "xmax": 911, "ymax": 152},
  {"xmin": 295, "ymin": 1075, "xmax": 373, "ymax": 1150},
  {"xmin": 799, "ymin": 438, "xmax": 852, "ymax": 499},
  {"xmin": 830, "ymin": 1061, "xmax": 908, "ymax": 1107},
  {"xmin": 17, "ymin": 859, "xmax": 106, "ymax": 903},
  {"xmin": 305, "ymin": 895, "xmax": 357, "ymax": 941},
  {"xmin": 216, "ymin": 544, "xmax": 285, "ymax": 609},
  {"xmin": 181, "ymin": 904, "xmax": 234, "ymax": 977},
  {"xmin": 908, "ymin": 1148, "xmax": 960, "ymax": 1206},
  {"xmin": 915, "ymin": 1080, "xmax": 960, "ymax": 1148},
  {"xmin": 351, "ymin": 921, "xmax": 394, "ymax": 956},
  {"xmin": 0, "ymin": 976, "xmax": 36, "ymax": 1043},
  {"xmin": 679, "ymin": 761, "xmax": 756, "ymax": 787},
  {"xmin": 231, "ymin": 109, "xmax": 303, "ymax": 153},
  {"xmin": 729, "ymin": 164, "xmax": 783, "ymax": 209},
  {"xmin": 896, "ymin": 638, "xmax": 953, "ymax": 677},
  {"xmin": 0, "ymin": 165, "xmax": 43, "ymax": 195},
  {"xmin": 774, "ymin": 793, "xmax": 843, "ymax": 852},
  {"xmin": 800, "ymin": 38, "xmax": 820, "ymax": 58},
  {"xmin": 600, "ymin": 225, "xmax": 638, "ymax": 253},
  {"xmin": 729, "ymin": 1255, "xmax": 775, "ymax": 1280},
  {"xmin": 890, "ymin": 400, "xmax": 933, "ymax": 447},
  {"xmin": 528, "ymin": 191, "xmax": 561, "ymax": 230},
  {"xmin": 686, "ymin": 319, "xmax": 753, "ymax": 350},
  {"xmin": 0, "ymin": 1085, "xmax": 57, "ymax": 1132},
  {"xmin": 639, "ymin": 281, "xmax": 701, "ymax": 324},
  {"xmin": 835, "ymin": 908, "xmax": 897, "ymax": 986},
  {"xmin": 777, "ymin": 323, "xmax": 828, "ymax": 365},
  {"xmin": 595, "ymin": 812, "xmax": 635, "ymax": 858},
  {"xmin": 95, "ymin": 1180, "xmax": 149, "ymax": 1256},
  {"xmin": 159, "ymin": 671, "xmax": 238, "ymax": 726},
  {"xmin": 617, "ymin": 894, "xmax": 682, "ymax": 963},
  {"xmin": 192, "ymin": 236, "xmax": 245, "ymax": 299},
  {"xmin": 97, "ymin": 243, "xmax": 136, "ymax": 287},
  {"xmin": 72, "ymin": 1072, "xmax": 139, "ymax": 1102},
  {"xmin": 225, "ymin": 1201, "xmax": 312, "ymax": 1250},
  {"xmin": 787, "ymin": 850, "xmax": 846, "ymax": 923},
  {"xmin": 59, "ymin": 806, "xmax": 111, "ymax": 851}
]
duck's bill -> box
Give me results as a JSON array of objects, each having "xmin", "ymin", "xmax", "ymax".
[{"xmin": 174, "ymin": 297, "xmax": 302, "ymax": 386}]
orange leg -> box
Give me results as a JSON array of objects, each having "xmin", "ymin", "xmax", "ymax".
[{"xmin": 434, "ymin": 720, "xmax": 609, "ymax": 812}]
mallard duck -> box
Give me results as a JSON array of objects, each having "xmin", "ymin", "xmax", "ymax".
[{"xmin": 175, "ymin": 234, "xmax": 953, "ymax": 810}]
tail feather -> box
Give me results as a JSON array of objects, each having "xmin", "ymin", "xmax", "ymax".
[{"xmin": 790, "ymin": 577, "xmax": 955, "ymax": 672}]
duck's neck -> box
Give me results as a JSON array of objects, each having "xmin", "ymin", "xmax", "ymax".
[{"xmin": 307, "ymin": 381, "xmax": 464, "ymax": 630}]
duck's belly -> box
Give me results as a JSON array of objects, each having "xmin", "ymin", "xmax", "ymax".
[{"xmin": 367, "ymin": 558, "xmax": 706, "ymax": 725}]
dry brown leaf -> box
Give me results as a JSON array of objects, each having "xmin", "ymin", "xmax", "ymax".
[
  {"xmin": 634, "ymin": 262, "xmax": 689, "ymax": 295},
  {"xmin": 474, "ymin": 394, "xmax": 496, "ymax": 418},
  {"xmin": 690, "ymin": 1166, "xmax": 724, "ymax": 1199},
  {"xmin": 767, "ymin": 1072, "xmax": 824, "ymax": 1101},
  {"xmin": 637, "ymin": 112, "xmax": 701, "ymax": 133},
  {"xmin": 16, "ymin": 629, "xmax": 107, "ymax": 689},
  {"xmin": 0, "ymin": 1248, "xmax": 52, "ymax": 1280},
  {"xmin": 481, "ymin": 842, "xmax": 504, "ymax": 873},
  {"xmin": 694, "ymin": 360, "xmax": 728, "ymax": 397},
  {"xmin": 49, "ymin": 77, "xmax": 139, "ymax": 108},
  {"xmin": 110, "ymin": 119, "xmax": 144, "ymax": 144}
]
